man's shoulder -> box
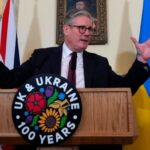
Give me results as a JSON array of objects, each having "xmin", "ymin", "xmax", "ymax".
[
  {"xmin": 84, "ymin": 50, "xmax": 108, "ymax": 61},
  {"xmin": 33, "ymin": 45, "xmax": 62, "ymax": 54},
  {"xmin": 29, "ymin": 45, "xmax": 62, "ymax": 63}
]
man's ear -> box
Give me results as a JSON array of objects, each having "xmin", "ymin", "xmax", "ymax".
[{"xmin": 63, "ymin": 24, "xmax": 70, "ymax": 35}]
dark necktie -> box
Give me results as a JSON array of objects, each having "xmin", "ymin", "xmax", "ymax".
[{"xmin": 68, "ymin": 52, "xmax": 77, "ymax": 86}]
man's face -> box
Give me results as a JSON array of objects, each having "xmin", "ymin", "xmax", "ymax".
[
  {"xmin": 63, "ymin": 16, "xmax": 93, "ymax": 52},
  {"xmin": 76, "ymin": 1, "xmax": 86, "ymax": 10}
]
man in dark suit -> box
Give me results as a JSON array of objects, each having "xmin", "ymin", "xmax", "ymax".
[{"xmin": 0, "ymin": 9, "xmax": 150, "ymax": 150}]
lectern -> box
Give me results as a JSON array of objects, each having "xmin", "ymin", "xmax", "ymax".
[{"xmin": 0, "ymin": 88, "xmax": 138, "ymax": 150}]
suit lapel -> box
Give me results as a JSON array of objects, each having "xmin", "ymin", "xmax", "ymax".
[
  {"xmin": 46, "ymin": 45, "xmax": 62, "ymax": 76},
  {"xmin": 83, "ymin": 51, "xmax": 95, "ymax": 87}
]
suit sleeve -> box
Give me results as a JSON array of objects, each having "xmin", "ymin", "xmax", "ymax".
[
  {"xmin": 108, "ymin": 59, "xmax": 150, "ymax": 94},
  {"xmin": 0, "ymin": 49, "xmax": 47, "ymax": 88},
  {"xmin": 124, "ymin": 60, "xmax": 150, "ymax": 94}
]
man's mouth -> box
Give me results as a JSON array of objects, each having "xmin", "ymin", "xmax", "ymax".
[{"xmin": 80, "ymin": 39, "xmax": 89, "ymax": 43}]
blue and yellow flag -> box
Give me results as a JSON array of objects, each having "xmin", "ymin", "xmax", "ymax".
[{"xmin": 123, "ymin": 0, "xmax": 150, "ymax": 150}]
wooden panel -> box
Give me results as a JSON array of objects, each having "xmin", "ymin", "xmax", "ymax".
[{"xmin": 0, "ymin": 88, "xmax": 138, "ymax": 145}]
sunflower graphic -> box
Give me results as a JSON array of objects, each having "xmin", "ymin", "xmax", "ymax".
[{"xmin": 38, "ymin": 108, "xmax": 61, "ymax": 133}]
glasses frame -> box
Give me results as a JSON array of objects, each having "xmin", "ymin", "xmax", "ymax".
[{"xmin": 69, "ymin": 25, "xmax": 96, "ymax": 35}]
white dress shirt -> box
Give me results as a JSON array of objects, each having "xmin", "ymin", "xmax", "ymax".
[{"xmin": 61, "ymin": 43, "xmax": 85, "ymax": 88}]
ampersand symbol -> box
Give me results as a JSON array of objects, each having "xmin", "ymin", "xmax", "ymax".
[{"xmin": 25, "ymin": 84, "xmax": 34, "ymax": 92}]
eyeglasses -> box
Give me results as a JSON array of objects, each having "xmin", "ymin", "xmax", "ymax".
[{"xmin": 69, "ymin": 25, "xmax": 96, "ymax": 34}]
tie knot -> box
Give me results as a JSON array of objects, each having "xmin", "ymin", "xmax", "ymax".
[{"xmin": 70, "ymin": 52, "xmax": 77, "ymax": 70}]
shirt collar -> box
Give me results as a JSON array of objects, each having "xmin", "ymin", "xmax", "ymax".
[
  {"xmin": 62, "ymin": 42, "xmax": 83, "ymax": 58},
  {"xmin": 62, "ymin": 43, "xmax": 72, "ymax": 58}
]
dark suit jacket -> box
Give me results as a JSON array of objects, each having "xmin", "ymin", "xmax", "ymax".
[{"xmin": 0, "ymin": 45, "xmax": 149, "ymax": 94}]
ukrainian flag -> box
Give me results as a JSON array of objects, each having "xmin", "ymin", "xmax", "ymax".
[{"xmin": 123, "ymin": 0, "xmax": 150, "ymax": 150}]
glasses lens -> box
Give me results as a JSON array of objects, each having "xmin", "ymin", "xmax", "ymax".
[
  {"xmin": 79, "ymin": 26, "xmax": 86, "ymax": 34},
  {"xmin": 79, "ymin": 26, "xmax": 95, "ymax": 34},
  {"xmin": 69, "ymin": 25, "xmax": 95, "ymax": 34}
]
